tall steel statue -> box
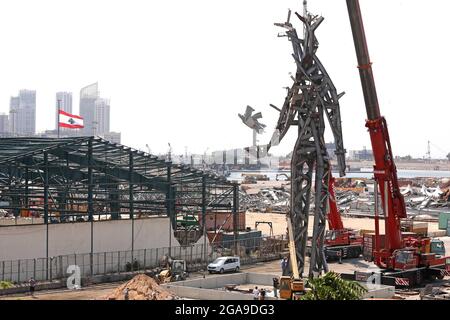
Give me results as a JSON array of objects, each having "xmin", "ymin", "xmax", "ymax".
[{"xmin": 269, "ymin": 2, "xmax": 346, "ymax": 278}]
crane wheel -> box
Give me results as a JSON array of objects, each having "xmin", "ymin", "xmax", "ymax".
[{"xmin": 416, "ymin": 270, "xmax": 423, "ymax": 285}]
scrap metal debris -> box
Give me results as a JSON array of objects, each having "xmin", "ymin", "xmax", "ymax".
[{"xmin": 239, "ymin": 177, "xmax": 450, "ymax": 216}]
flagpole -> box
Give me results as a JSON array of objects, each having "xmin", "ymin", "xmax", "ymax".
[{"xmin": 57, "ymin": 99, "xmax": 61, "ymax": 139}]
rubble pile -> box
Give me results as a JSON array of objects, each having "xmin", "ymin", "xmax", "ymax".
[
  {"xmin": 102, "ymin": 274, "xmax": 177, "ymax": 300},
  {"xmin": 240, "ymin": 187, "xmax": 290, "ymax": 213},
  {"xmin": 400, "ymin": 178, "xmax": 450, "ymax": 210},
  {"xmin": 240, "ymin": 177, "xmax": 450, "ymax": 215}
]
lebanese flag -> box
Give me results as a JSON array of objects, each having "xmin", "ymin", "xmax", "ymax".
[{"xmin": 58, "ymin": 110, "xmax": 84, "ymax": 129}]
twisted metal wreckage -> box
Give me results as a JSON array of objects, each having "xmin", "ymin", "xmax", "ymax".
[{"xmin": 268, "ymin": 4, "xmax": 347, "ymax": 278}]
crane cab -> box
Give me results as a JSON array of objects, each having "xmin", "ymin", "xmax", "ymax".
[{"xmin": 279, "ymin": 276, "xmax": 305, "ymax": 300}]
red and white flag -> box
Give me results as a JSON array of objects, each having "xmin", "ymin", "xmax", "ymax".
[{"xmin": 58, "ymin": 110, "xmax": 84, "ymax": 129}]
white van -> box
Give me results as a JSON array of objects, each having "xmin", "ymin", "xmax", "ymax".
[{"xmin": 207, "ymin": 256, "xmax": 240, "ymax": 274}]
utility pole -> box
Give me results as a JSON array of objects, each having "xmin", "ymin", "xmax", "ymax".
[{"xmin": 57, "ymin": 99, "xmax": 61, "ymax": 138}]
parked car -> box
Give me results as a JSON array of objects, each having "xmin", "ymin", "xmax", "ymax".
[{"xmin": 207, "ymin": 256, "xmax": 240, "ymax": 274}]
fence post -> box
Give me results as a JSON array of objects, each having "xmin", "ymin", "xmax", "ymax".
[
  {"xmin": 33, "ymin": 259, "xmax": 36, "ymax": 280},
  {"xmin": 104, "ymin": 252, "xmax": 107, "ymax": 275},
  {"xmin": 117, "ymin": 251, "xmax": 121, "ymax": 274},
  {"xmin": 17, "ymin": 260, "xmax": 21, "ymax": 283},
  {"xmin": 201, "ymin": 243, "xmax": 204, "ymax": 267},
  {"xmin": 49, "ymin": 257, "xmax": 53, "ymax": 282},
  {"xmin": 1, "ymin": 261, "xmax": 4, "ymax": 281},
  {"xmin": 41, "ymin": 259, "xmax": 44, "ymax": 281},
  {"xmin": 59, "ymin": 256, "xmax": 63, "ymax": 279},
  {"xmin": 25, "ymin": 260, "xmax": 29, "ymax": 283},
  {"xmin": 90, "ymin": 252, "xmax": 93, "ymax": 277},
  {"xmin": 143, "ymin": 249, "xmax": 147, "ymax": 270}
]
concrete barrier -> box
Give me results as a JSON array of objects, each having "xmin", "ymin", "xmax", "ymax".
[
  {"xmin": 163, "ymin": 285, "xmax": 255, "ymax": 300},
  {"xmin": 247, "ymin": 273, "xmax": 278, "ymax": 285},
  {"xmin": 0, "ymin": 281, "xmax": 64, "ymax": 296},
  {"xmin": 162, "ymin": 272, "xmax": 279, "ymax": 300},
  {"xmin": 362, "ymin": 284, "xmax": 395, "ymax": 299},
  {"xmin": 171, "ymin": 273, "xmax": 247, "ymax": 289}
]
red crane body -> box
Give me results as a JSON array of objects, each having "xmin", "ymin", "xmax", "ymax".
[
  {"xmin": 346, "ymin": 0, "xmax": 449, "ymax": 274},
  {"xmin": 327, "ymin": 174, "xmax": 344, "ymax": 231},
  {"xmin": 325, "ymin": 171, "xmax": 362, "ymax": 251}
]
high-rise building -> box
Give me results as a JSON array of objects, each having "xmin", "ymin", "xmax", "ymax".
[
  {"xmin": 0, "ymin": 113, "xmax": 9, "ymax": 136},
  {"xmin": 79, "ymin": 83, "xmax": 99, "ymax": 136},
  {"xmin": 79, "ymin": 83, "xmax": 111, "ymax": 137},
  {"xmin": 94, "ymin": 98, "xmax": 110, "ymax": 136},
  {"xmin": 55, "ymin": 92, "xmax": 73, "ymax": 130},
  {"xmin": 9, "ymin": 97, "xmax": 19, "ymax": 135},
  {"xmin": 9, "ymin": 90, "xmax": 36, "ymax": 136}
]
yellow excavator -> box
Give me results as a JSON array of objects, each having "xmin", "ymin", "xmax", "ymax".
[
  {"xmin": 279, "ymin": 216, "xmax": 305, "ymax": 300},
  {"xmin": 157, "ymin": 258, "xmax": 188, "ymax": 283}
]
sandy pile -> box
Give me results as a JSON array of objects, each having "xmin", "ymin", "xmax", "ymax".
[{"xmin": 102, "ymin": 274, "xmax": 177, "ymax": 300}]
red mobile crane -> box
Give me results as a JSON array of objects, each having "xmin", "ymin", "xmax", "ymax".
[
  {"xmin": 323, "ymin": 171, "xmax": 363, "ymax": 260},
  {"xmin": 345, "ymin": 0, "xmax": 450, "ymax": 286}
]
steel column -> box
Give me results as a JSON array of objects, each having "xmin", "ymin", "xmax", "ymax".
[
  {"xmin": 166, "ymin": 164, "xmax": 172, "ymax": 257},
  {"xmin": 87, "ymin": 138, "xmax": 94, "ymax": 276},
  {"xmin": 129, "ymin": 152, "xmax": 134, "ymax": 258},
  {"xmin": 233, "ymin": 183, "xmax": 239, "ymax": 255},
  {"xmin": 44, "ymin": 152, "xmax": 49, "ymax": 280},
  {"xmin": 202, "ymin": 176, "xmax": 207, "ymax": 265}
]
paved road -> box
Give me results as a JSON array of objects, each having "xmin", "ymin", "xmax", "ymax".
[{"xmin": 1, "ymin": 254, "xmax": 448, "ymax": 300}]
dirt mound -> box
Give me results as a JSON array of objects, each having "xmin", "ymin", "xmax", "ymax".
[{"xmin": 102, "ymin": 274, "xmax": 177, "ymax": 300}]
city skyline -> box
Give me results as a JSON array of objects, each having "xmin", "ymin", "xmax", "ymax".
[
  {"xmin": 1, "ymin": 83, "xmax": 119, "ymax": 143},
  {"xmin": 0, "ymin": 85, "xmax": 447, "ymax": 159},
  {"xmin": 0, "ymin": 1, "xmax": 449, "ymax": 159}
]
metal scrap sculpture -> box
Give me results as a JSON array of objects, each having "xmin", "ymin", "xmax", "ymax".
[{"xmin": 269, "ymin": 3, "xmax": 346, "ymax": 277}]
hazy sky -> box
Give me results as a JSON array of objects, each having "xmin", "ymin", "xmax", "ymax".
[{"xmin": 0, "ymin": 0, "xmax": 449, "ymax": 158}]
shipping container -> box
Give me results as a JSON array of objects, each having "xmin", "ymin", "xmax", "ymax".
[
  {"xmin": 447, "ymin": 220, "xmax": 450, "ymax": 236},
  {"xmin": 439, "ymin": 212, "xmax": 450, "ymax": 230},
  {"xmin": 197, "ymin": 212, "xmax": 246, "ymax": 232}
]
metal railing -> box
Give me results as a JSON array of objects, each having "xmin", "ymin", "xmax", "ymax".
[{"xmin": 0, "ymin": 235, "xmax": 287, "ymax": 284}]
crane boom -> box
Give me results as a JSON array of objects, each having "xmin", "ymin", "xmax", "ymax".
[
  {"xmin": 346, "ymin": 0, "xmax": 406, "ymax": 268},
  {"xmin": 327, "ymin": 172, "xmax": 344, "ymax": 230}
]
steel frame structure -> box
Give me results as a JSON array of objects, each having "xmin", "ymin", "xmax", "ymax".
[
  {"xmin": 0, "ymin": 137, "xmax": 238, "ymax": 230},
  {"xmin": 271, "ymin": 6, "xmax": 346, "ymax": 277}
]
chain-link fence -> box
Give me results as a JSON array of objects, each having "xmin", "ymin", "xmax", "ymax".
[{"xmin": 0, "ymin": 235, "xmax": 287, "ymax": 284}]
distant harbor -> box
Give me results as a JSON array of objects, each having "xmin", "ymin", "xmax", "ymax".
[{"xmin": 228, "ymin": 169, "xmax": 450, "ymax": 182}]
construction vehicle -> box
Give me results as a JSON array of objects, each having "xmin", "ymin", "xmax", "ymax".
[
  {"xmin": 323, "ymin": 171, "xmax": 363, "ymax": 260},
  {"xmin": 305, "ymin": 170, "xmax": 363, "ymax": 261},
  {"xmin": 344, "ymin": 0, "xmax": 450, "ymax": 287},
  {"xmin": 279, "ymin": 216, "xmax": 305, "ymax": 300},
  {"xmin": 157, "ymin": 257, "xmax": 188, "ymax": 283}
]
